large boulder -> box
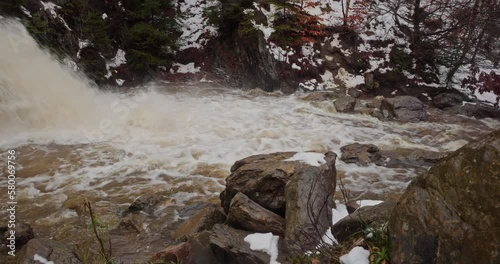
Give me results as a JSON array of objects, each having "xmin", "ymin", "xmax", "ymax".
[
  {"xmin": 226, "ymin": 192, "xmax": 286, "ymax": 236},
  {"xmin": 209, "ymin": 224, "xmax": 270, "ymax": 264},
  {"xmin": 221, "ymin": 152, "xmax": 311, "ymax": 216},
  {"xmin": 284, "ymin": 153, "xmax": 337, "ymax": 253},
  {"xmin": 380, "ymin": 96, "xmax": 427, "ymax": 121},
  {"xmin": 389, "ymin": 130, "xmax": 500, "ymax": 264}
]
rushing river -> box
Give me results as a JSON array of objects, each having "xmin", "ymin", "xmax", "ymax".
[{"xmin": 0, "ymin": 19, "xmax": 498, "ymax": 262}]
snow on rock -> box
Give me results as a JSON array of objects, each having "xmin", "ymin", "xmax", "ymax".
[
  {"xmin": 21, "ymin": 6, "xmax": 32, "ymax": 17},
  {"xmin": 285, "ymin": 152, "xmax": 326, "ymax": 167},
  {"xmin": 115, "ymin": 79, "xmax": 125, "ymax": 86},
  {"xmin": 172, "ymin": 62, "xmax": 200, "ymax": 74},
  {"xmin": 357, "ymin": 200, "xmax": 384, "ymax": 208},
  {"xmin": 105, "ymin": 49, "xmax": 127, "ymax": 79},
  {"xmin": 40, "ymin": 1, "xmax": 71, "ymax": 31},
  {"xmin": 252, "ymin": 2, "xmax": 277, "ymax": 41},
  {"xmin": 33, "ymin": 254, "xmax": 55, "ymax": 264},
  {"xmin": 268, "ymin": 42, "xmax": 293, "ymax": 63},
  {"xmin": 244, "ymin": 233, "xmax": 280, "ymax": 264},
  {"xmin": 177, "ymin": 0, "xmax": 218, "ymax": 51},
  {"xmin": 335, "ymin": 68, "xmax": 364, "ymax": 88},
  {"xmin": 332, "ymin": 200, "xmax": 349, "ymax": 224},
  {"xmin": 339, "ymin": 246, "xmax": 370, "ymax": 264}
]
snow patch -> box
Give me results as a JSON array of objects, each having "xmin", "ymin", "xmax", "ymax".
[
  {"xmin": 357, "ymin": 200, "xmax": 384, "ymax": 208},
  {"xmin": 244, "ymin": 233, "xmax": 280, "ymax": 264},
  {"xmin": 21, "ymin": 6, "xmax": 32, "ymax": 17},
  {"xmin": 33, "ymin": 254, "xmax": 54, "ymax": 264},
  {"xmin": 105, "ymin": 49, "xmax": 127, "ymax": 79},
  {"xmin": 102, "ymin": 13, "xmax": 108, "ymax": 20},
  {"xmin": 285, "ymin": 152, "xmax": 326, "ymax": 167},
  {"xmin": 115, "ymin": 79, "xmax": 125, "ymax": 86},
  {"xmin": 173, "ymin": 62, "xmax": 200, "ymax": 74},
  {"xmin": 339, "ymin": 246, "xmax": 370, "ymax": 264}
]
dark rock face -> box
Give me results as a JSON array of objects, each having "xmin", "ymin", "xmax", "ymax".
[
  {"xmin": 172, "ymin": 204, "xmax": 226, "ymax": 240},
  {"xmin": 333, "ymin": 201, "xmax": 396, "ymax": 243},
  {"xmin": 220, "ymin": 152, "xmax": 303, "ymax": 216},
  {"xmin": 284, "ymin": 153, "xmax": 337, "ymax": 253},
  {"xmin": 226, "ymin": 192, "xmax": 286, "ymax": 236},
  {"xmin": 17, "ymin": 239, "xmax": 81, "ymax": 264},
  {"xmin": 380, "ymin": 96, "xmax": 427, "ymax": 121},
  {"xmin": 334, "ymin": 97, "xmax": 357, "ymax": 113},
  {"xmin": 432, "ymin": 93, "xmax": 464, "ymax": 108},
  {"xmin": 389, "ymin": 129, "xmax": 500, "ymax": 264},
  {"xmin": 340, "ymin": 143, "xmax": 382, "ymax": 166},
  {"xmin": 209, "ymin": 224, "xmax": 269, "ymax": 264}
]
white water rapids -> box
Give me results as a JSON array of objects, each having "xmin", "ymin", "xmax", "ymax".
[{"xmin": 0, "ymin": 19, "xmax": 498, "ymax": 261}]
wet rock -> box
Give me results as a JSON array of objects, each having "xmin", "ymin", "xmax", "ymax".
[
  {"xmin": 300, "ymin": 92, "xmax": 336, "ymax": 101},
  {"xmin": 18, "ymin": 238, "xmax": 81, "ymax": 264},
  {"xmin": 380, "ymin": 96, "xmax": 427, "ymax": 121},
  {"xmin": 128, "ymin": 193, "xmax": 165, "ymax": 213},
  {"xmin": 333, "ymin": 201, "xmax": 396, "ymax": 242},
  {"xmin": 389, "ymin": 129, "xmax": 500, "ymax": 264},
  {"xmin": 284, "ymin": 152, "xmax": 337, "ymax": 253},
  {"xmin": 432, "ymin": 93, "xmax": 464, "ymax": 108},
  {"xmin": 334, "ymin": 96, "xmax": 357, "ymax": 113},
  {"xmin": 340, "ymin": 143, "xmax": 382, "ymax": 166},
  {"xmin": 446, "ymin": 103, "xmax": 500, "ymax": 119},
  {"xmin": 172, "ymin": 204, "xmax": 226, "ymax": 240},
  {"xmin": 226, "ymin": 192, "xmax": 285, "ymax": 236},
  {"xmin": 150, "ymin": 242, "xmax": 193, "ymax": 264},
  {"xmin": 188, "ymin": 231, "xmax": 219, "ymax": 264},
  {"xmin": 116, "ymin": 213, "xmax": 146, "ymax": 234},
  {"xmin": 221, "ymin": 152, "xmax": 303, "ymax": 216},
  {"xmin": 348, "ymin": 88, "xmax": 361, "ymax": 98},
  {"xmin": 1, "ymin": 223, "xmax": 34, "ymax": 247},
  {"xmin": 364, "ymin": 72, "xmax": 379, "ymax": 91},
  {"xmin": 380, "ymin": 148, "xmax": 450, "ymax": 168},
  {"xmin": 209, "ymin": 224, "xmax": 269, "ymax": 264}
]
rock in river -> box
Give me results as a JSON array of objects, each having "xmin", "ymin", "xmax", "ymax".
[{"xmin": 389, "ymin": 129, "xmax": 500, "ymax": 264}]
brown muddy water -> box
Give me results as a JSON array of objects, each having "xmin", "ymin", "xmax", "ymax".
[{"xmin": 0, "ymin": 19, "xmax": 499, "ymax": 263}]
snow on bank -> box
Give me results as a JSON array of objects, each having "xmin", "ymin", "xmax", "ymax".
[
  {"xmin": 177, "ymin": 0, "xmax": 218, "ymax": 51},
  {"xmin": 340, "ymin": 246, "xmax": 370, "ymax": 264},
  {"xmin": 172, "ymin": 62, "xmax": 200, "ymax": 74},
  {"xmin": 105, "ymin": 49, "xmax": 127, "ymax": 79},
  {"xmin": 244, "ymin": 233, "xmax": 280, "ymax": 264},
  {"xmin": 285, "ymin": 152, "xmax": 326, "ymax": 166},
  {"xmin": 40, "ymin": 1, "xmax": 71, "ymax": 31},
  {"xmin": 321, "ymin": 199, "xmax": 384, "ymax": 247}
]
